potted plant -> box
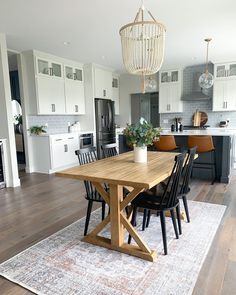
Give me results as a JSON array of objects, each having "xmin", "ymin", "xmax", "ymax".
[
  {"xmin": 14, "ymin": 114, "xmax": 23, "ymax": 134},
  {"xmin": 28, "ymin": 125, "xmax": 47, "ymax": 136},
  {"xmin": 123, "ymin": 118, "xmax": 161, "ymax": 163}
]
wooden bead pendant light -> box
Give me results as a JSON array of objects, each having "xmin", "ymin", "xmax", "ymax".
[{"xmin": 119, "ymin": 1, "xmax": 166, "ymax": 92}]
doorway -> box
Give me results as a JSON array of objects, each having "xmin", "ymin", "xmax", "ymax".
[{"xmin": 8, "ymin": 51, "xmax": 26, "ymax": 173}]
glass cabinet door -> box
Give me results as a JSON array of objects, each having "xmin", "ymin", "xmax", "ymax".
[
  {"xmin": 51, "ymin": 63, "xmax": 62, "ymax": 77},
  {"xmin": 171, "ymin": 71, "xmax": 178, "ymax": 82},
  {"xmin": 229, "ymin": 63, "xmax": 236, "ymax": 77},
  {"xmin": 216, "ymin": 65, "xmax": 226, "ymax": 78},
  {"xmin": 161, "ymin": 72, "xmax": 169, "ymax": 83},
  {"xmin": 112, "ymin": 78, "xmax": 119, "ymax": 88},
  {"xmin": 74, "ymin": 69, "xmax": 83, "ymax": 81},
  {"xmin": 37, "ymin": 59, "xmax": 50, "ymax": 75}
]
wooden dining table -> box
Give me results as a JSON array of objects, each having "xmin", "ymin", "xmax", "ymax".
[{"xmin": 56, "ymin": 151, "xmax": 179, "ymax": 262}]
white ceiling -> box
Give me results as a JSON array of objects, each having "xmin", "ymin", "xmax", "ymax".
[{"xmin": 1, "ymin": 0, "xmax": 236, "ymax": 72}]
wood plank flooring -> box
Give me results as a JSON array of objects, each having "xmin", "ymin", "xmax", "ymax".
[{"xmin": 0, "ymin": 171, "xmax": 236, "ymax": 294}]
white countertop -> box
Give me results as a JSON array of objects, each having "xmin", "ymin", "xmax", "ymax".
[{"xmin": 161, "ymin": 129, "xmax": 236, "ymax": 136}]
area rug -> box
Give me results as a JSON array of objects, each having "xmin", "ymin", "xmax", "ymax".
[{"xmin": 0, "ymin": 201, "xmax": 226, "ymax": 295}]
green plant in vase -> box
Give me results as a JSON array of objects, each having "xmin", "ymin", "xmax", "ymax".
[
  {"xmin": 123, "ymin": 118, "xmax": 161, "ymax": 162},
  {"xmin": 28, "ymin": 125, "xmax": 47, "ymax": 135}
]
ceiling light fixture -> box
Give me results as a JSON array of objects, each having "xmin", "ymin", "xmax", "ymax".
[
  {"xmin": 145, "ymin": 75, "xmax": 157, "ymax": 92},
  {"xmin": 199, "ymin": 38, "xmax": 214, "ymax": 89},
  {"xmin": 63, "ymin": 41, "xmax": 71, "ymax": 46},
  {"xmin": 119, "ymin": 0, "xmax": 166, "ymax": 93}
]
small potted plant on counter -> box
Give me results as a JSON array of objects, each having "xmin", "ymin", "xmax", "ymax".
[
  {"xmin": 123, "ymin": 118, "xmax": 161, "ymax": 163},
  {"xmin": 28, "ymin": 125, "xmax": 47, "ymax": 136}
]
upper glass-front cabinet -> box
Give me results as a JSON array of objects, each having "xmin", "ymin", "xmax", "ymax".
[
  {"xmin": 215, "ymin": 62, "xmax": 236, "ymax": 79},
  {"xmin": 112, "ymin": 77, "xmax": 119, "ymax": 88},
  {"xmin": 160, "ymin": 70, "xmax": 179, "ymax": 83},
  {"xmin": 65, "ymin": 66, "xmax": 83, "ymax": 81},
  {"xmin": 37, "ymin": 58, "xmax": 63, "ymax": 78}
]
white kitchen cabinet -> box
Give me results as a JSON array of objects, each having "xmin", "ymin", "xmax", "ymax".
[
  {"xmin": 65, "ymin": 81, "xmax": 85, "ymax": 114},
  {"xmin": 112, "ymin": 75, "xmax": 119, "ymax": 115},
  {"xmin": 30, "ymin": 133, "xmax": 79, "ymax": 174},
  {"xmin": 159, "ymin": 69, "xmax": 182, "ymax": 113},
  {"xmin": 36, "ymin": 76, "xmax": 66, "ymax": 114},
  {"xmin": 94, "ymin": 67, "xmax": 112, "ymax": 99},
  {"xmin": 214, "ymin": 62, "xmax": 236, "ymax": 79},
  {"xmin": 213, "ymin": 79, "xmax": 236, "ymax": 111},
  {"xmin": 64, "ymin": 63, "xmax": 85, "ymax": 114},
  {"xmin": 21, "ymin": 50, "xmax": 86, "ymax": 115}
]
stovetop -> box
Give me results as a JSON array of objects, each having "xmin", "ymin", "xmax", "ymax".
[{"xmin": 183, "ymin": 125, "xmax": 210, "ymax": 130}]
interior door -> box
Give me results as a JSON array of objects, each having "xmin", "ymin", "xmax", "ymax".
[
  {"xmin": 140, "ymin": 94, "xmax": 150, "ymax": 122},
  {"xmin": 131, "ymin": 94, "xmax": 141, "ymax": 124}
]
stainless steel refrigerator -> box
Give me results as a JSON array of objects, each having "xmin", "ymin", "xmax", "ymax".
[{"xmin": 95, "ymin": 98, "xmax": 116, "ymax": 159}]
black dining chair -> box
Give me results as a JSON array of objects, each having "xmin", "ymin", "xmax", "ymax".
[
  {"xmin": 178, "ymin": 147, "xmax": 197, "ymax": 222},
  {"xmin": 101, "ymin": 143, "xmax": 118, "ymax": 158},
  {"xmin": 146, "ymin": 146, "xmax": 197, "ymax": 225},
  {"xmin": 128, "ymin": 152, "xmax": 186, "ymax": 255},
  {"xmin": 75, "ymin": 147, "xmax": 106, "ymax": 236}
]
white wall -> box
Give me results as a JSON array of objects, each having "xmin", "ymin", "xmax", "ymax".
[
  {"xmin": 117, "ymin": 74, "xmax": 158, "ymax": 127},
  {"xmin": 0, "ymin": 33, "xmax": 20, "ymax": 187}
]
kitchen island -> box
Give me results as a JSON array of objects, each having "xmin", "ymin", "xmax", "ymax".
[
  {"xmin": 119, "ymin": 129, "xmax": 235, "ymax": 183},
  {"xmin": 162, "ymin": 129, "xmax": 235, "ymax": 183}
]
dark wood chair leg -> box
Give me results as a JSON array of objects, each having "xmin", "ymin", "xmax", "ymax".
[
  {"xmin": 182, "ymin": 195, "xmax": 190, "ymax": 223},
  {"xmin": 170, "ymin": 209, "xmax": 179, "ymax": 239},
  {"xmin": 101, "ymin": 201, "xmax": 105, "ymax": 220},
  {"xmin": 160, "ymin": 211, "xmax": 167, "ymax": 255},
  {"xmin": 142, "ymin": 209, "xmax": 147, "ymax": 231},
  {"xmin": 146, "ymin": 209, "xmax": 151, "ymax": 228},
  {"xmin": 84, "ymin": 200, "xmax": 93, "ymax": 236},
  {"xmin": 176, "ymin": 204, "xmax": 182, "ymax": 235},
  {"xmin": 128, "ymin": 206, "xmax": 138, "ymax": 244}
]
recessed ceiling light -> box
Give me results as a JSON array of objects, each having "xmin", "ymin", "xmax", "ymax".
[
  {"xmin": 63, "ymin": 41, "xmax": 71, "ymax": 46},
  {"xmin": 101, "ymin": 55, "xmax": 105, "ymax": 60}
]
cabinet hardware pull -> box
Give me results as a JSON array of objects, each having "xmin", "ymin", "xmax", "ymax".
[
  {"xmin": 75, "ymin": 105, "xmax": 78, "ymax": 112},
  {"xmin": 64, "ymin": 144, "xmax": 68, "ymax": 152},
  {"xmin": 56, "ymin": 139, "xmax": 63, "ymax": 141},
  {"xmin": 68, "ymin": 137, "xmax": 74, "ymax": 139},
  {"xmin": 51, "ymin": 104, "xmax": 56, "ymax": 112},
  {"xmin": 103, "ymin": 89, "xmax": 106, "ymax": 97}
]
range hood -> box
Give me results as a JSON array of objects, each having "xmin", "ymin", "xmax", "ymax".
[
  {"xmin": 181, "ymin": 91, "xmax": 210, "ymax": 101},
  {"xmin": 181, "ymin": 64, "xmax": 213, "ymax": 101}
]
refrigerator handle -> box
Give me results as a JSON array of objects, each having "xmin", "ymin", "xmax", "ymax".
[{"xmin": 108, "ymin": 102, "xmax": 112, "ymax": 131}]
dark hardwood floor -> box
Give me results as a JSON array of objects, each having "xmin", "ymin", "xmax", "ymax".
[{"xmin": 0, "ymin": 171, "xmax": 236, "ymax": 294}]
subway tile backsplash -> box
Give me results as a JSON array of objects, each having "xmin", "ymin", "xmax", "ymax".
[
  {"xmin": 27, "ymin": 115, "xmax": 81, "ymax": 134},
  {"xmin": 160, "ymin": 100, "xmax": 236, "ymax": 128}
]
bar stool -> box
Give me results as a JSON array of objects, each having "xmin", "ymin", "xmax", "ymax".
[
  {"xmin": 188, "ymin": 135, "xmax": 216, "ymax": 184},
  {"xmin": 154, "ymin": 135, "xmax": 178, "ymax": 152}
]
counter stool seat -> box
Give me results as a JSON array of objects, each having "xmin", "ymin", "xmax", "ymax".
[
  {"xmin": 154, "ymin": 135, "xmax": 178, "ymax": 152},
  {"xmin": 188, "ymin": 135, "xmax": 216, "ymax": 184}
]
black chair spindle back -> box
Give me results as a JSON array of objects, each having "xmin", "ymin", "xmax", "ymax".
[
  {"xmin": 101, "ymin": 143, "xmax": 118, "ymax": 158},
  {"xmin": 161, "ymin": 152, "xmax": 186, "ymax": 208}
]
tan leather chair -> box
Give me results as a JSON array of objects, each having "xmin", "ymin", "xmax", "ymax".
[
  {"xmin": 154, "ymin": 135, "xmax": 178, "ymax": 151},
  {"xmin": 188, "ymin": 135, "xmax": 216, "ymax": 184}
]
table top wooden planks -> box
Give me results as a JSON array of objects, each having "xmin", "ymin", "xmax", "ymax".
[{"xmin": 56, "ymin": 151, "xmax": 179, "ymax": 189}]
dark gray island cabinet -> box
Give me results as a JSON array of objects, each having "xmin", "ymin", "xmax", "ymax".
[
  {"xmin": 162, "ymin": 130, "xmax": 235, "ymax": 184},
  {"xmin": 119, "ymin": 130, "xmax": 235, "ymax": 184}
]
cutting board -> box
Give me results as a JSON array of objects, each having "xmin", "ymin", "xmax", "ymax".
[{"xmin": 192, "ymin": 111, "xmax": 208, "ymax": 126}]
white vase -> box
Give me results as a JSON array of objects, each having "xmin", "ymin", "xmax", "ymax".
[{"xmin": 134, "ymin": 146, "xmax": 147, "ymax": 163}]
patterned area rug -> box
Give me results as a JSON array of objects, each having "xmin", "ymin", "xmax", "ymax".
[{"xmin": 0, "ymin": 201, "xmax": 225, "ymax": 295}]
